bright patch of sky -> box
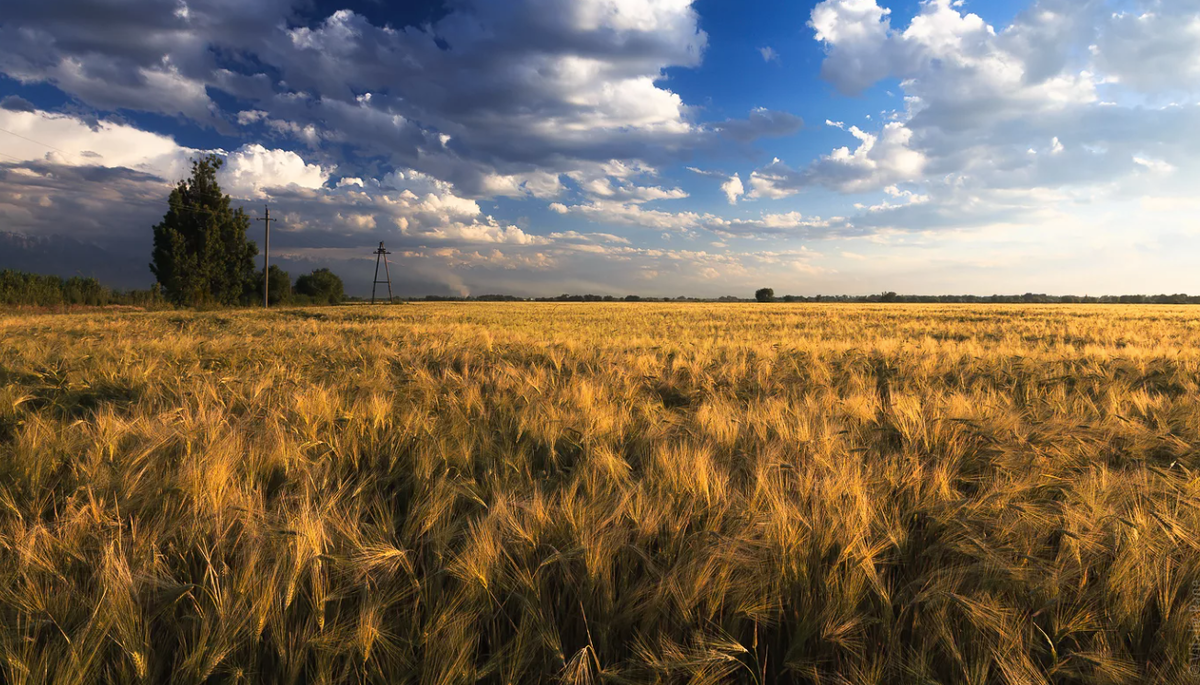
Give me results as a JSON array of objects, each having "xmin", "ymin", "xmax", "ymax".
[{"xmin": 0, "ymin": 0, "xmax": 1197, "ymax": 296}]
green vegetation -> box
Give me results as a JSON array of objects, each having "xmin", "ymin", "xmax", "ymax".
[
  {"xmin": 0, "ymin": 304, "xmax": 1194, "ymax": 683},
  {"xmin": 150, "ymin": 155, "xmax": 258, "ymax": 306},
  {"xmin": 295, "ymin": 268, "xmax": 345, "ymax": 305},
  {"xmin": 0, "ymin": 269, "xmax": 165, "ymax": 308},
  {"xmin": 257, "ymin": 265, "xmax": 293, "ymax": 306}
]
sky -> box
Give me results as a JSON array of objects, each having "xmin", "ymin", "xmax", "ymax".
[{"xmin": 0, "ymin": 0, "xmax": 1198, "ymax": 297}]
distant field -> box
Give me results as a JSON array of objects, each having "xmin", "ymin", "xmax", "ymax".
[{"xmin": 0, "ymin": 304, "xmax": 1196, "ymax": 683}]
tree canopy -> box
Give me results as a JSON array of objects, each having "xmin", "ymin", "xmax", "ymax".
[
  {"xmin": 755, "ymin": 288, "xmax": 775, "ymax": 303},
  {"xmin": 295, "ymin": 268, "xmax": 345, "ymax": 304},
  {"xmin": 150, "ymin": 155, "xmax": 257, "ymax": 306},
  {"xmin": 257, "ymin": 265, "xmax": 292, "ymax": 306}
]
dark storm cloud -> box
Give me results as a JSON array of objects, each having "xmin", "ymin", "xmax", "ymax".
[
  {"xmin": 1, "ymin": 0, "xmax": 195, "ymax": 67},
  {"xmin": 0, "ymin": 231, "xmax": 155, "ymax": 288},
  {"xmin": 0, "ymin": 162, "xmax": 175, "ymax": 250}
]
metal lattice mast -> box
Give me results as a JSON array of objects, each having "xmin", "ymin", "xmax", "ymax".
[{"xmin": 371, "ymin": 241, "xmax": 393, "ymax": 304}]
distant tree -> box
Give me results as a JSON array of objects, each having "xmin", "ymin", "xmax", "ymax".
[
  {"xmin": 624, "ymin": 295, "xmax": 641, "ymax": 302},
  {"xmin": 755, "ymin": 288, "xmax": 775, "ymax": 303},
  {"xmin": 880, "ymin": 291, "xmax": 898, "ymax": 303},
  {"xmin": 150, "ymin": 155, "xmax": 257, "ymax": 306},
  {"xmin": 256, "ymin": 265, "xmax": 291, "ymax": 305},
  {"xmin": 294, "ymin": 268, "xmax": 345, "ymax": 304}
]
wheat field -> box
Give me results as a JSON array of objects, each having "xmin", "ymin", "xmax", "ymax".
[{"xmin": 0, "ymin": 303, "xmax": 1196, "ymax": 683}]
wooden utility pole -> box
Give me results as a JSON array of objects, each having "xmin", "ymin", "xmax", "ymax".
[
  {"xmin": 255, "ymin": 206, "xmax": 272, "ymax": 308},
  {"xmin": 372, "ymin": 241, "xmax": 393, "ymax": 304}
]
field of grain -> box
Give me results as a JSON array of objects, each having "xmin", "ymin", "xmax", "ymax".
[{"xmin": 0, "ymin": 303, "xmax": 1197, "ymax": 683}]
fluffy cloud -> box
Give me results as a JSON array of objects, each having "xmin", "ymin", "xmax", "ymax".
[
  {"xmin": 0, "ymin": 108, "xmax": 194, "ymax": 179},
  {"xmin": 1092, "ymin": 5, "xmax": 1200, "ymax": 93},
  {"xmin": 568, "ymin": 172, "xmax": 689, "ymax": 204},
  {"xmin": 221, "ymin": 144, "xmax": 333, "ymax": 197},
  {"xmin": 479, "ymin": 171, "xmax": 565, "ymax": 200},
  {"xmin": 721, "ymin": 174, "xmax": 745, "ymax": 204},
  {"xmin": 809, "ymin": 0, "xmax": 895, "ymax": 95},
  {"xmin": 261, "ymin": 1, "xmax": 713, "ymax": 181},
  {"xmin": 746, "ymin": 161, "xmax": 798, "ymax": 200},
  {"xmin": 0, "ymin": 109, "xmax": 340, "ymax": 200},
  {"xmin": 810, "ymin": 0, "xmax": 1099, "ymax": 112},
  {"xmin": 549, "ymin": 196, "xmax": 839, "ymax": 239},
  {"xmin": 0, "ymin": 108, "xmax": 552, "ymax": 253},
  {"xmin": 750, "ymin": 0, "xmax": 1200, "ymax": 210},
  {"xmin": 749, "ymin": 123, "xmax": 925, "ymax": 195},
  {"xmin": 553, "ymin": 200, "xmax": 711, "ymax": 232},
  {"xmin": 0, "ymin": 0, "xmax": 295, "ymax": 123}
]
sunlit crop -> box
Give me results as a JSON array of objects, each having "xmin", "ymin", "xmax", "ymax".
[{"xmin": 0, "ymin": 303, "xmax": 1195, "ymax": 683}]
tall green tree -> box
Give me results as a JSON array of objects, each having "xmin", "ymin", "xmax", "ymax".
[{"xmin": 150, "ymin": 155, "xmax": 257, "ymax": 306}]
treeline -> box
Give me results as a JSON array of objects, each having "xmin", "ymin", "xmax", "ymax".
[
  {"xmin": 411, "ymin": 294, "xmax": 712, "ymax": 302},
  {"xmin": 0, "ymin": 267, "xmax": 346, "ymax": 309},
  {"xmin": 0, "ymin": 270, "xmax": 168, "ymax": 308},
  {"xmin": 408, "ymin": 292, "xmax": 1200, "ymax": 304},
  {"xmin": 7, "ymin": 269, "xmax": 1200, "ymax": 309},
  {"xmin": 774, "ymin": 292, "xmax": 1200, "ymax": 304}
]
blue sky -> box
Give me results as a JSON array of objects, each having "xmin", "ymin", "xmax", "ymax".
[{"xmin": 0, "ymin": 0, "xmax": 1198, "ymax": 296}]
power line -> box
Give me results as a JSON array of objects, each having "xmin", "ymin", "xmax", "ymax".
[
  {"xmin": 0, "ymin": 126, "xmax": 72, "ymax": 156},
  {"xmin": 0, "ymin": 131, "xmax": 214, "ymax": 216},
  {"xmin": 119, "ymin": 197, "xmax": 242, "ymax": 218}
]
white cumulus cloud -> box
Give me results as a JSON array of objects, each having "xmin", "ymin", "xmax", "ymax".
[{"xmin": 721, "ymin": 174, "xmax": 744, "ymax": 204}]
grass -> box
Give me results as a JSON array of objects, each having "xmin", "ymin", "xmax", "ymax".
[{"xmin": 0, "ymin": 303, "xmax": 1196, "ymax": 683}]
